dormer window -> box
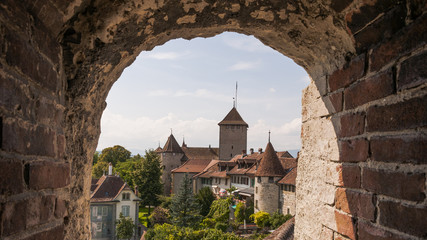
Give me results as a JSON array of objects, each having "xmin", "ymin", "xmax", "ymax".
[{"xmin": 122, "ymin": 192, "xmax": 130, "ymax": 201}]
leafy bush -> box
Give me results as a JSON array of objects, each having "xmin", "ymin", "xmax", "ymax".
[
  {"xmin": 200, "ymin": 218, "xmax": 217, "ymax": 229},
  {"xmin": 234, "ymin": 202, "xmax": 245, "ymax": 223},
  {"xmin": 196, "ymin": 187, "xmax": 216, "ymax": 216},
  {"xmin": 145, "ymin": 223, "xmax": 243, "ymax": 240},
  {"xmin": 149, "ymin": 207, "xmax": 170, "ymax": 226},
  {"xmin": 250, "ymin": 211, "xmax": 270, "ymax": 228},
  {"xmin": 207, "ymin": 197, "xmax": 232, "ymax": 223},
  {"xmin": 214, "ymin": 222, "xmax": 228, "ymax": 232}
]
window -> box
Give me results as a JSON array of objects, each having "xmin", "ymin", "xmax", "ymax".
[
  {"xmin": 287, "ymin": 208, "xmax": 290, "ymax": 215},
  {"xmin": 91, "ymin": 206, "xmax": 98, "ymax": 217},
  {"xmin": 268, "ymin": 177, "xmax": 274, "ymax": 183},
  {"xmin": 122, "ymin": 205, "xmax": 130, "ymax": 217},
  {"xmin": 225, "ymin": 178, "xmax": 228, "ymax": 185},
  {"xmin": 255, "ymin": 200, "xmax": 258, "ymax": 209},
  {"xmin": 101, "ymin": 206, "xmax": 108, "ymax": 216},
  {"xmin": 251, "ymin": 179, "xmax": 255, "ymax": 187},
  {"xmin": 257, "ymin": 177, "xmax": 261, "ymax": 183},
  {"xmin": 122, "ymin": 193, "xmax": 130, "ymax": 200},
  {"xmin": 231, "ymin": 145, "xmax": 234, "ymax": 149},
  {"xmin": 256, "ymin": 187, "xmax": 258, "ymax": 194}
]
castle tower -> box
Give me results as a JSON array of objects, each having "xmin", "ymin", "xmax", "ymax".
[
  {"xmin": 254, "ymin": 141, "xmax": 285, "ymax": 214},
  {"xmin": 160, "ymin": 133, "xmax": 185, "ymax": 195},
  {"xmin": 218, "ymin": 107, "xmax": 248, "ymax": 160}
]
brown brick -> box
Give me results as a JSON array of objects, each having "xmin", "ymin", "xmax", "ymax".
[
  {"xmin": 4, "ymin": 27, "xmax": 58, "ymax": 92},
  {"xmin": 344, "ymin": 70, "xmax": 394, "ymax": 110},
  {"xmin": 40, "ymin": 195, "xmax": 56, "ymax": 224},
  {"xmin": 338, "ymin": 164, "xmax": 361, "ymax": 188},
  {"xmin": 54, "ymin": 198, "xmax": 68, "ymax": 218},
  {"xmin": 329, "ymin": 55, "xmax": 365, "ymax": 92},
  {"xmin": 339, "ymin": 138, "xmax": 368, "ymax": 162},
  {"xmin": 358, "ymin": 221, "xmax": 406, "ymax": 240},
  {"xmin": 22, "ymin": 225, "xmax": 64, "ymax": 240},
  {"xmin": 366, "ymin": 95, "xmax": 427, "ymax": 132},
  {"xmin": 335, "ymin": 188, "xmax": 375, "ymax": 221},
  {"xmin": 329, "ymin": 91, "xmax": 343, "ymax": 113},
  {"xmin": 362, "ymin": 168, "xmax": 425, "ymax": 201},
  {"xmin": 28, "ymin": 161, "xmax": 70, "ymax": 190},
  {"xmin": 3, "ymin": 121, "xmax": 56, "ymax": 157},
  {"xmin": 57, "ymin": 134, "xmax": 66, "ymax": 159},
  {"xmin": 26, "ymin": 196, "xmax": 41, "ymax": 228},
  {"xmin": 345, "ymin": 0, "xmax": 400, "ymax": 34},
  {"xmin": 379, "ymin": 200, "xmax": 427, "ymax": 238},
  {"xmin": 370, "ymin": 14, "xmax": 427, "ymax": 72},
  {"xmin": 335, "ymin": 210, "xmax": 356, "ymax": 240},
  {"xmin": 398, "ymin": 52, "xmax": 427, "ymax": 90},
  {"xmin": 338, "ymin": 112, "xmax": 365, "ymax": 138},
  {"xmin": 0, "ymin": 158, "xmax": 23, "ymax": 195},
  {"xmin": 353, "ymin": 4, "xmax": 406, "ymax": 53},
  {"xmin": 371, "ymin": 134, "xmax": 427, "ymax": 164},
  {"xmin": 2, "ymin": 200, "xmax": 26, "ymax": 236}
]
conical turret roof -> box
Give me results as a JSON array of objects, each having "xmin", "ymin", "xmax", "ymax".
[
  {"xmin": 255, "ymin": 142, "xmax": 285, "ymax": 177},
  {"xmin": 218, "ymin": 107, "xmax": 248, "ymax": 126},
  {"xmin": 162, "ymin": 134, "xmax": 183, "ymax": 153}
]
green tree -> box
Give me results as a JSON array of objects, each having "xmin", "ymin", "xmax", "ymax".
[
  {"xmin": 99, "ymin": 145, "xmax": 131, "ymax": 166},
  {"xmin": 149, "ymin": 206, "xmax": 170, "ymax": 226},
  {"xmin": 92, "ymin": 161, "xmax": 109, "ymax": 178},
  {"xmin": 170, "ymin": 173, "xmax": 201, "ymax": 227},
  {"xmin": 207, "ymin": 197, "xmax": 232, "ymax": 223},
  {"xmin": 196, "ymin": 187, "xmax": 216, "ymax": 216},
  {"xmin": 250, "ymin": 211, "xmax": 270, "ymax": 228},
  {"xmin": 93, "ymin": 151, "xmax": 100, "ymax": 165},
  {"xmin": 269, "ymin": 211, "xmax": 292, "ymax": 229},
  {"xmin": 115, "ymin": 154, "xmax": 141, "ymax": 189},
  {"xmin": 234, "ymin": 202, "xmax": 246, "ymax": 224},
  {"xmin": 132, "ymin": 150, "xmax": 163, "ymax": 216},
  {"xmin": 116, "ymin": 213, "xmax": 135, "ymax": 240}
]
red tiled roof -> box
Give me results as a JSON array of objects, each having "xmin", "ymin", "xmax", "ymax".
[
  {"xmin": 162, "ymin": 134, "xmax": 183, "ymax": 153},
  {"xmin": 277, "ymin": 151, "xmax": 294, "ymax": 158},
  {"xmin": 255, "ymin": 142, "xmax": 286, "ymax": 177},
  {"xmin": 171, "ymin": 158, "xmax": 213, "ymax": 173},
  {"xmin": 278, "ymin": 167, "xmax": 297, "ymax": 185},
  {"xmin": 198, "ymin": 171, "xmax": 227, "ymax": 178},
  {"xmin": 182, "ymin": 146, "xmax": 218, "ymax": 160},
  {"xmin": 218, "ymin": 107, "xmax": 248, "ymax": 126},
  {"xmin": 154, "ymin": 146, "xmax": 163, "ymax": 153},
  {"xmin": 280, "ymin": 158, "xmax": 297, "ymax": 171},
  {"xmin": 90, "ymin": 175, "xmax": 132, "ymax": 202}
]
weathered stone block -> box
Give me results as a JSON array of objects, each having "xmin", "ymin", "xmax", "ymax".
[
  {"xmin": 28, "ymin": 161, "xmax": 70, "ymax": 190},
  {"xmin": 398, "ymin": 52, "xmax": 427, "ymax": 90},
  {"xmin": 371, "ymin": 134, "xmax": 427, "ymax": 164},
  {"xmin": 0, "ymin": 158, "xmax": 23, "ymax": 195},
  {"xmin": 329, "ymin": 54, "xmax": 365, "ymax": 92},
  {"xmin": 335, "ymin": 188, "xmax": 375, "ymax": 221},
  {"xmin": 339, "ymin": 138, "xmax": 368, "ymax": 163}
]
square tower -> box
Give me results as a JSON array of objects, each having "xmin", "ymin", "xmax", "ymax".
[{"xmin": 218, "ymin": 107, "xmax": 248, "ymax": 160}]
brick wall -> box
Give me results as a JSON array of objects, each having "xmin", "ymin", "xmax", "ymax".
[
  {"xmin": 0, "ymin": 1, "xmax": 70, "ymax": 239},
  {"xmin": 297, "ymin": 1, "xmax": 426, "ymax": 239},
  {"xmin": 0, "ymin": 0, "xmax": 425, "ymax": 239}
]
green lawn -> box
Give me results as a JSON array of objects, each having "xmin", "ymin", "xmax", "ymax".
[{"xmin": 139, "ymin": 207, "xmax": 150, "ymax": 227}]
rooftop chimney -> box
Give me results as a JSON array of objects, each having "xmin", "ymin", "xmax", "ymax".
[
  {"xmin": 108, "ymin": 162, "xmax": 112, "ymax": 175},
  {"xmin": 258, "ymin": 148, "xmax": 263, "ymax": 153},
  {"xmin": 250, "ymin": 148, "xmax": 254, "ymax": 154}
]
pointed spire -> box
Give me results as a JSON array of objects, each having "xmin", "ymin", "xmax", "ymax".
[
  {"xmin": 218, "ymin": 107, "xmax": 248, "ymax": 127},
  {"xmin": 162, "ymin": 133, "xmax": 183, "ymax": 153},
  {"xmin": 255, "ymin": 141, "xmax": 285, "ymax": 177},
  {"xmin": 182, "ymin": 135, "xmax": 187, "ymax": 148}
]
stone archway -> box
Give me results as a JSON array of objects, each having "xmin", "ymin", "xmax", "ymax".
[{"xmin": 0, "ymin": 1, "xmax": 425, "ymax": 239}]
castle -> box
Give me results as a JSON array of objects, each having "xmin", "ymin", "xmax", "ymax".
[{"xmin": 156, "ymin": 106, "xmax": 298, "ymax": 215}]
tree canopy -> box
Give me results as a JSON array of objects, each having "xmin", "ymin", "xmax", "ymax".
[
  {"xmin": 116, "ymin": 213, "xmax": 135, "ymax": 240},
  {"xmin": 196, "ymin": 187, "xmax": 216, "ymax": 216},
  {"xmin": 99, "ymin": 145, "xmax": 131, "ymax": 166},
  {"xmin": 132, "ymin": 150, "xmax": 163, "ymax": 213},
  {"xmin": 170, "ymin": 173, "xmax": 201, "ymax": 227}
]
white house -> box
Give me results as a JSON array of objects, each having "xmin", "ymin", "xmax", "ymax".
[{"xmin": 90, "ymin": 163, "xmax": 141, "ymax": 240}]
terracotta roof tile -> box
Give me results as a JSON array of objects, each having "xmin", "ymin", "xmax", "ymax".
[
  {"xmin": 182, "ymin": 146, "xmax": 218, "ymax": 160},
  {"xmin": 278, "ymin": 167, "xmax": 297, "ymax": 185},
  {"xmin": 277, "ymin": 151, "xmax": 294, "ymax": 158},
  {"xmin": 280, "ymin": 158, "xmax": 297, "ymax": 171},
  {"xmin": 171, "ymin": 158, "xmax": 212, "ymax": 173},
  {"xmin": 218, "ymin": 107, "xmax": 248, "ymax": 126},
  {"xmin": 162, "ymin": 134, "xmax": 183, "ymax": 153},
  {"xmin": 255, "ymin": 142, "xmax": 286, "ymax": 177},
  {"xmin": 91, "ymin": 175, "xmax": 128, "ymax": 202}
]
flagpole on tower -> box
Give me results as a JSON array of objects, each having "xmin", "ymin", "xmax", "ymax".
[{"xmin": 235, "ymin": 81, "xmax": 238, "ymax": 109}]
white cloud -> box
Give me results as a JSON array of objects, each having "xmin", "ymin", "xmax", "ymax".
[
  {"xmin": 147, "ymin": 89, "xmax": 173, "ymax": 96},
  {"xmin": 144, "ymin": 51, "xmax": 187, "ymax": 60},
  {"xmin": 222, "ymin": 34, "xmax": 271, "ymax": 53},
  {"xmin": 98, "ymin": 109, "xmax": 219, "ymax": 153},
  {"xmin": 229, "ymin": 61, "xmax": 260, "ymax": 71}
]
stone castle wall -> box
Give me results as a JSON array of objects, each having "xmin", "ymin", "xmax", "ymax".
[
  {"xmin": 160, "ymin": 152, "xmax": 184, "ymax": 196},
  {"xmin": 219, "ymin": 125, "xmax": 247, "ymax": 160},
  {"xmin": 255, "ymin": 176, "xmax": 281, "ymax": 214}
]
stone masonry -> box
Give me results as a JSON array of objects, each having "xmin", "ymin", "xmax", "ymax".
[{"xmin": 0, "ymin": 0, "xmax": 425, "ymax": 239}]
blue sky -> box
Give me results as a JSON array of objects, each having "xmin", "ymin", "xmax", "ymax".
[{"xmin": 97, "ymin": 32, "xmax": 310, "ymax": 156}]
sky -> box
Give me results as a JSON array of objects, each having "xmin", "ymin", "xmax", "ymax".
[{"xmin": 97, "ymin": 32, "xmax": 310, "ymax": 157}]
